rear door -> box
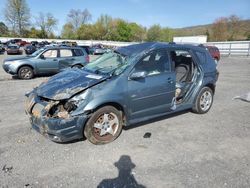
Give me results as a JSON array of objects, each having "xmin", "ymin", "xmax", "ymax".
[
  {"xmin": 58, "ymin": 49, "xmax": 75, "ymax": 70},
  {"xmin": 35, "ymin": 49, "xmax": 59, "ymax": 74},
  {"xmin": 58, "ymin": 48, "xmax": 86, "ymax": 70},
  {"xmin": 128, "ymin": 49, "xmax": 176, "ymax": 120}
]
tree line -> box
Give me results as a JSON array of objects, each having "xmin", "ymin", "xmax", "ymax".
[{"xmin": 0, "ymin": 0, "xmax": 249, "ymax": 42}]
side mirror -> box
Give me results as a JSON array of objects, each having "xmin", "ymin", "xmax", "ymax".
[
  {"xmin": 40, "ymin": 54, "xmax": 45, "ymax": 59},
  {"xmin": 129, "ymin": 71, "xmax": 146, "ymax": 80}
]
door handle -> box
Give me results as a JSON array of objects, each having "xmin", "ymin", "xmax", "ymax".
[
  {"xmin": 167, "ymin": 77, "xmax": 174, "ymax": 84},
  {"xmin": 53, "ymin": 59, "xmax": 57, "ymax": 61}
]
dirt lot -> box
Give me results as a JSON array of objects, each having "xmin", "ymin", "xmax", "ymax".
[{"xmin": 0, "ymin": 52, "xmax": 249, "ymax": 188}]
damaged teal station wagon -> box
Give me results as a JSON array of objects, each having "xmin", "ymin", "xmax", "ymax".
[{"xmin": 25, "ymin": 42, "xmax": 219, "ymax": 144}]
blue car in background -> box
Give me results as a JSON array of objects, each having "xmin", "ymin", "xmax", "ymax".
[
  {"xmin": 25, "ymin": 42, "xmax": 219, "ymax": 144},
  {"xmin": 2, "ymin": 46, "xmax": 89, "ymax": 79}
]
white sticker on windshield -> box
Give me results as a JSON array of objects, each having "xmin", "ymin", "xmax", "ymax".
[{"xmin": 86, "ymin": 74, "xmax": 103, "ymax": 80}]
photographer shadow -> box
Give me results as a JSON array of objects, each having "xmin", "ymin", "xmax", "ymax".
[{"xmin": 97, "ymin": 155, "xmax": 146, "ymax": 188}]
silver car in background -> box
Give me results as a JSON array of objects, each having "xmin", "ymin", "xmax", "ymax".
[{"xmin": 2, "ymin": 46, "xmax": 89, "ymax": 79}]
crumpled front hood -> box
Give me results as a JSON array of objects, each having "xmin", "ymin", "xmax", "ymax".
[{"xmin": 36, "ymin": 68, "xmax": 108, "ymax": 100}]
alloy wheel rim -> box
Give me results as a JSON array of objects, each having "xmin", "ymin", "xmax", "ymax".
[
  {"xmin": 21, "ymin": 68, "xmax": 32, "ymax": 79},
  {"xmin": 93, "ymin": 112, "xmax": 119, "ymax": 141},
  {"xmin": 200, "ymin": 91, "xmax": 212, "ymax": 111}
]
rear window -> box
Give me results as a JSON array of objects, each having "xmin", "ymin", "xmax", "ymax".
[
  {"xmin": 195, "ymin": 51, "xmax": 206, "ymax": 63},
  {"xmin": 72, "ymin": 49, "xmax": 84, "ymax": 56}
]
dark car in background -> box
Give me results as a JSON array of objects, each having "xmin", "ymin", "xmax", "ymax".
[
  {"xmin": 30, "ymin": 41, "xmax": 39, "ymax": 46},
  {"xmin": 78, "ymin": 45, "xmax": 90, "ymax": 54},
  {"xmin": 24, "ymin": 45, "xmax": 37, "ymax": 55},
  {"xmin": 0, "ymin": 43, "xmax": 5, "ymax": 54},
  {"xmin": 3, "ymin": 46, "xmax": 89, "ymax": 79},
  {"xmin": 205, "ymin": 45, "xmax": 220, "ymax": 63},
  {"xmin": 6, "ymin": 44, "xmax": 23, "ymax": 55},
  {"xmin": 24, "ymin": 42, "xmax": 219, "ymax": 144}
]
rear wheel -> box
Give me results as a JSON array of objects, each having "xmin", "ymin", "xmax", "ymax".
[
  {"xmin": 84, "ymin": 106, "xmax": 123, "ymax": 145},
  {"xmin": 192, "ymin": 87, "xmax": 213, "ymax": 114},
  {"xmin": 18, "ymin": 66, "xmax": 34, "ymax": 79}
]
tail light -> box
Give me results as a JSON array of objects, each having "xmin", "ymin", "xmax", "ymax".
[{"xmin": 85, "ymin": 55, "xmax": 90, "ymax": 63}]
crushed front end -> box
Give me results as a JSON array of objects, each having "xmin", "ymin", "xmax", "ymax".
[{"xmin": 25, "ymin": 92, "xmax": 88, "ymax": 142}]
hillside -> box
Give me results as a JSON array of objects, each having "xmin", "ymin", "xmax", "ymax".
[{"xmin": 173, "ymin": 19, "xmax": 250, "ymax": 41}]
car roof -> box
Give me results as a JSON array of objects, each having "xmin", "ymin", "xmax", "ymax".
[
  {"xmin": 44, "ymin": 46, "xmax": 82, "ymax": 50},
  {"xmin": 115, "ymin": 42, "xmax": 206, "ymax": 56}
]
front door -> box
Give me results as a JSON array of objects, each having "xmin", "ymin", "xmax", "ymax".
[
  {"xmin": 36, "ymin": 49, "xmax": 59, "ymax": 74},
  {"xmin": 128, "ymin": 49, "xmax": 176, "ymax": 120}
]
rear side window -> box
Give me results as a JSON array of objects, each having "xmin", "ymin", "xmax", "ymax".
[
  {"xmin": 72, "ymin": 49, "xmax": 84, "ymax": 56},
  {"xmin": 60, "ymin": 49, "xmax": 73, "ymax": 57},
  {"xmin": 195, "ymin": 51, "xmax": 206, "ymax": 64}
]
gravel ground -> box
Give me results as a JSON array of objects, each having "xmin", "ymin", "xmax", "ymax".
[{"xmin": 0, "ymin": 53, "xmax": 249, "ymax": 188}]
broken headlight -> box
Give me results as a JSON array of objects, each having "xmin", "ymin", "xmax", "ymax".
[
  {"xmin": 64, "ymin": 90, "xmax": 89, "ymax": 111},
  {"xmin": 48, "ymin": 90, "xmax": 89, "ymax": 119}
]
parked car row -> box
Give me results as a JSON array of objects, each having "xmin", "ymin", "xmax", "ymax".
[
  {"xmin": 0, "ymin": 39, "xmax": 113, "ymax": 56},
  {"xmin": 20, "ymin": 42, "xmax": 219, "ymax": 145}
]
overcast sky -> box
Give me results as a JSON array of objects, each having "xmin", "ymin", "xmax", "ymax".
[{"xmin": 0, "ymin": 0, "xmax": 249, "ymax": 34}]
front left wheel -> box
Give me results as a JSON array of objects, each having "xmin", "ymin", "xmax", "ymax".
[
  {"xmin": 18, "ymin": 66, "xmax": 34, "ymax": 79},
  {"xmin": 84, "ymin": 106, "xmax": 123, "ymax": 145}
]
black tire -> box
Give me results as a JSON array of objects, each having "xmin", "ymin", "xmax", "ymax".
[
  {"xmin": 18, "ymin": 66, "xmax": 34, "ymax": 79},
  {"xmin": 192, "ymin": 87, "xmax": 214, "ymax": 114},
  {"xmin": 72, "ymin": 64, "xmax": 83, "ymax": 69},
  {"xmin": 84, "ymin": 106, "xmax": 123, "ymax": 145}
]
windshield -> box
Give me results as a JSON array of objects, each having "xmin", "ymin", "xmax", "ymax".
[
  {"xmin": 31, "ymin": 48, "xmax": 45, "ymax": 56},
  {"xmin": 84, "ymin": 52, "xmax": 129, "ymax": 75}
]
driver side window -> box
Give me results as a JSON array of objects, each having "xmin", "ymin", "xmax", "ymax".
[
  {"xmin": 43, "ymin": 50, "xmax": 57, "ymax": 58},
  {"xmin": 134, "ymin": 50, "xmax": 170, "ymax": 76}
]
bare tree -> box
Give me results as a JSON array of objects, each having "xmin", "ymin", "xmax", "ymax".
[
  {"xmin": 36, "ymin": 12, "xmax": 57, "ymax": 38},
  {"xmin": 211, "ymin": 17, "xmax": 228, "ymax": 41},
  {"xmin": 4, "ymin": 0, "xmax": 30, "ymax": 36},
  {"xmin": 227, "ymin": 15, "xmax": 241, "ymax": 40},
  {"xmin": 67, "ymin": 8, "xmax": 91, "ymax": 31}
]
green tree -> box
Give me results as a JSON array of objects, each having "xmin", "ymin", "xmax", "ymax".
[
  {"xmin": 116, "ymin": 20, "xmax": 131, "ymax": 41},
  {"xmin": 160, "ymin": 27, "xmax": 173, "ymax": 42},
  {"xmin": 0, "ymin": 22, "xmax": 9, "ymax": 36},
  {"xmin": 129, "ymin": 23, "xmax": 146, "ymax": 42},
  {"xmin": 28, "ymin": 27, "xmax": 41, "ymax": 38},
  {"xmin": 4, "ymin": 0, "xmax": 30, "ymax": 36},
  {"xmin": 94, "ymin": 14, "xmax": 114, "ymax": 40},
  {"xmin": 147, "ymin": 24, "xmax": 162, "ymax": 41},
  {"xmin": 76, "ymin": 24, "xmax": 95, "ymax": 40},
  {"xmin": 61, "ymin": 23, "xmax": 76, "ymax": 39}
]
